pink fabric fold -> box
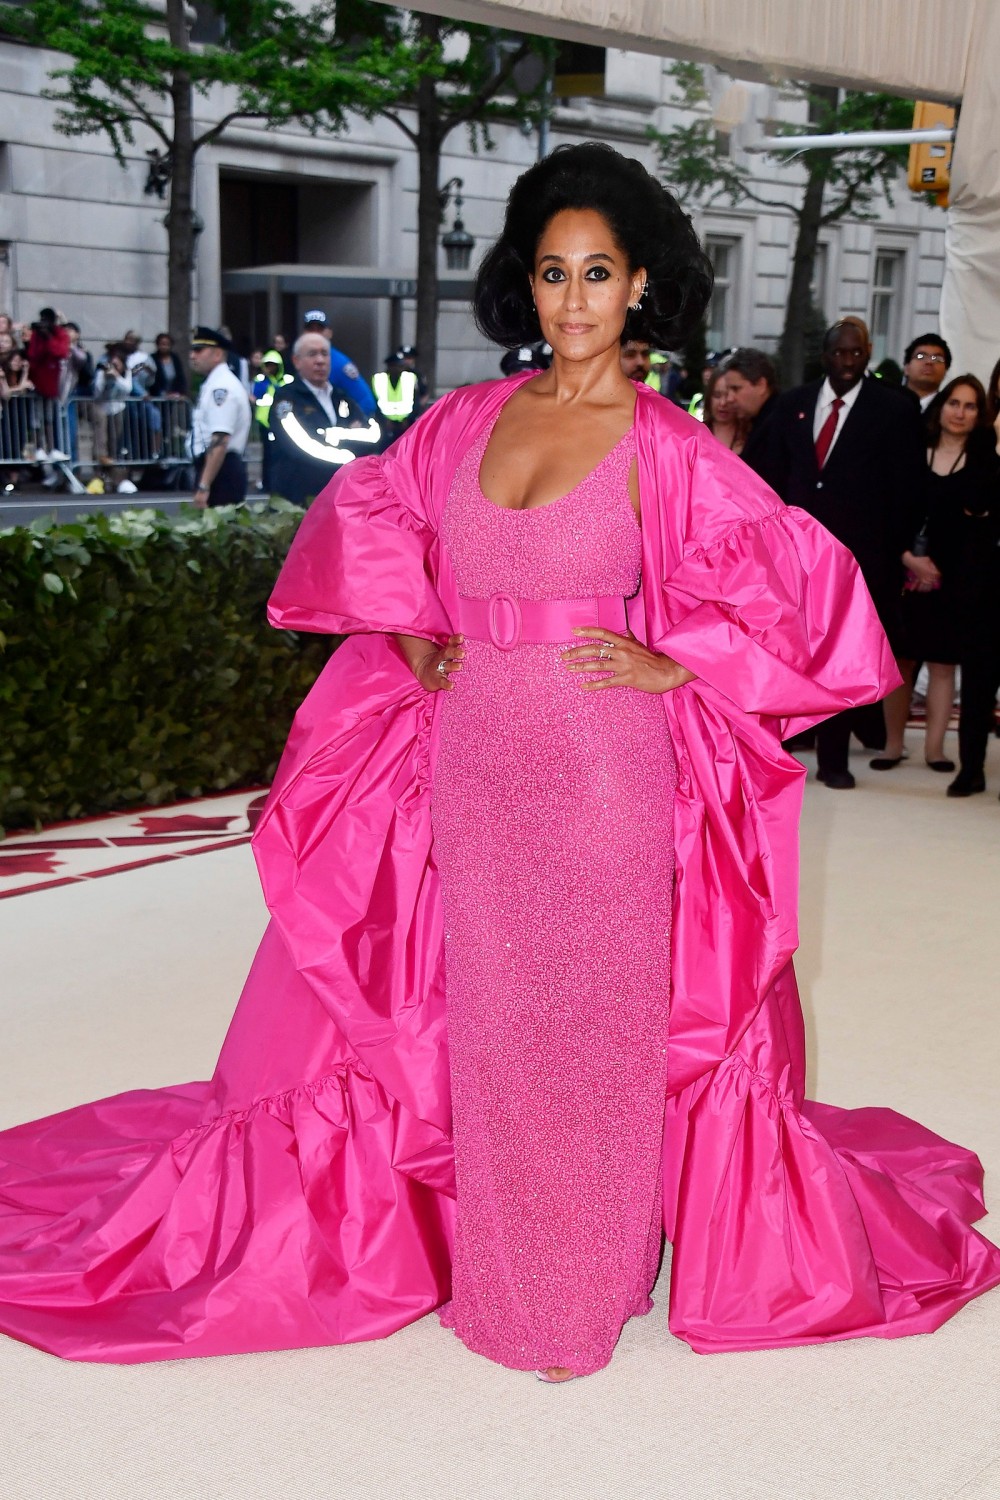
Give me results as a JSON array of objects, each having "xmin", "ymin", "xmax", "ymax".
[{"xmin": 0, "ymin": 375, "xmax": 997, "ymax": 1364}]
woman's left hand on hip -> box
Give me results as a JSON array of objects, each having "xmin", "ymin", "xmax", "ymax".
[{"xmin": 561, "ymin": 628, "xmax": 696, "ymax": 693}]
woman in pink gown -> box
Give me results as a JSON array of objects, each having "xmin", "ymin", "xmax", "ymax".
[{"xmin": 0, "ymin": 145, "xmax": 998, "ymax": 1375}]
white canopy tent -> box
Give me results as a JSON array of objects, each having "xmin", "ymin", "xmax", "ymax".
[{"xmin": 417, "ymin": 0, "xmax": 999, "ymax": 382}]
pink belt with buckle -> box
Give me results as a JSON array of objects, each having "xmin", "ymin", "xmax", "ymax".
[{"xmin": 457, "ymin": 593, "xmax": 627, "ymax": 651}]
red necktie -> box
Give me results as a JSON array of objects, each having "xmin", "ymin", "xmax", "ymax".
[{"xmin": 815, "ymin": 397, "xmax": 844, "ymax": 468}]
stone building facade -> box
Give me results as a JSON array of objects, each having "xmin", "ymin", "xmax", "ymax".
[{"xmin": 0, "ymin": 32, "xmax": 948, "ymax": 389}]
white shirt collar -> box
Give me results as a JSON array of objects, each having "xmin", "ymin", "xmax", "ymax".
[{"xmin": 818, "ymin": 375, "xmax": 865, "ymax": 414}]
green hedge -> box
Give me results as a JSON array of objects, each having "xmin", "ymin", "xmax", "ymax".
[{"xmin": 0, "ymin": 502, "xmax": 336, "ymax": 833}]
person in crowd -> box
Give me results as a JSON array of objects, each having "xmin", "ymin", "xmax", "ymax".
[
  {"xmin": 56, "ymin": 322, "xmax": 93, "ymax": 469},
  {"xmin": 26, "ymin": 307, "xmax": 70, "ymax": 459},
  {"xmin": 0, "ymin": 332, "xmax": 14, "ymax": 359},
  {"xmin": 151, "ymin": 332, "xmax": 188, "ymax": 398},
  {"xmin": 0, "ymin": 348, "xmax": 33, "ymax": 481},
  {"xmin": 721, "ymin": 347, "xmax": 778, "ymax": 467},
  {"xmin": 189, "ymin": 326, "xmax": 250, "ymax": 508},
  {"xmin": 875, "ymin": 375, "xmax": 996, "ymax": 777},
  {"xmin": 902, "ymin": 333, "xmax": 951, "ymax": 411},
  {"xmin": 933, "ymin": 368, "xmax": 1000, "ymax": 798},
  {"xmin": 0, "ymin": 312, "xmax": 13, "ymax": 340},
  {"xmin": 218, "ymin": 326, "xmax": 251, "ymax": 391},
  {"xmin": 91, "ymin": 344, "xmax": 132, "ymax": 470},
  {"xmin": 2, "ymin": 143, "xmax": 997, "ymax": 1378},
  {"xmin": 0, "ymin": 348, "xmax": 32, "ymax": 396},
  {"xmin": 619, "ymin": 338, "xmax": 653, "ymax": 384},
  {"xmin": 755, "ymin": 316, "xmax": 925, "ymax": 788},
  {"xmin": 500, "ymin": 344, "xmax": 550, "ymax": 377},
  {"xmin": 269, "ymin": 331, "xmax": 375, "ymax": 505},
  {"xmin": 271, "ymin": 332, "xmax": 289, "ymax": 357},
  {"xmin": 301, "ymin": 309, "xmax": 377, "ymax": 417},
  {"xmin": 252, "ymin": 348, "xmax": 293, "ymax": 490},
  {"xmin": 396, "ymin": 345, "xmax": 429, "ymax": 414},
  {"xmin": 702, "ymin": 364, "xmax": 745, "ymax": 452},
  {"xmin": 372, "ymin": 347, "xmax": 420, "ymax": 446}
]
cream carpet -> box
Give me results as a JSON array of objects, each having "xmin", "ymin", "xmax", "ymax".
[{"xmin": 2, "ymin": 738, "xmax": 999, "ymax": 1500}]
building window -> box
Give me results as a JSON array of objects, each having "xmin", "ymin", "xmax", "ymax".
[
  {"xmin": 705, "ymin": 236, "xmax": 738, "ymax": 352},
  {"xmin": 870, "ymin": 249, "xmax": 905, "ymax": 365}
]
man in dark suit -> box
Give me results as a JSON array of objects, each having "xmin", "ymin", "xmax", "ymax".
[
  {"xmin": 721, "ymin": 348, "xmax": 779, "ymax": 469},
  {"xmin": 751, "ymin": 318, "xmax": 925, "ymax": 788}
]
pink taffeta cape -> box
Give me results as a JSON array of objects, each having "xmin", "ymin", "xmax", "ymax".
[{"xmin": 1, "ymin": 376, "xmax": 998, "ymax": 1363}]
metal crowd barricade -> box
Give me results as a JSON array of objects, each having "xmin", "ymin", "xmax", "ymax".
[
  {"xmin": 0, "ymin": 394, "xmax": 72, "ymax": 481},
  {"xmin": 1, "ymin": 393, "xmax": 266, "ymax": 496}
]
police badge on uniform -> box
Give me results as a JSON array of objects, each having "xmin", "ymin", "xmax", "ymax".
[
  {"xmin": 344, "ymin": 363, "xmax": 360, "ymax": 381},
  {"xmin": 213, "ymin": 388, "xmax": 227, "ymax": 406},
  {"xmin": 275, "ymin": 400, "xmax": 292, "ymax": 419}
]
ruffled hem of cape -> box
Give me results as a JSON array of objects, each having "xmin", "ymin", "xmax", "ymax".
[
  {"xmin": 0, "ymin": 1061, "xmax": 453, "ymax": 1363},
  {"xmin": 666, "ymin": 1045, "xmax": 1000, "ymax": 1354}
]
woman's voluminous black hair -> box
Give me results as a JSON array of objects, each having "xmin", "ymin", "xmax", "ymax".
[{"xmin": 473, "ymin": 143, "xmax": 713, "ymax": 351}]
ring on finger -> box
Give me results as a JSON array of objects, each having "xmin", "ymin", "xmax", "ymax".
[{"xmin": 436, "ymin": 659, "xmax": 449, "ymax": 675}]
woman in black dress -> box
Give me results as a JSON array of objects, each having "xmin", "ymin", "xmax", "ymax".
[
  {"xmin": 877, "ymin": 375, "xmax": 998, "ymax": 776},
  {"xmin": 945, "ymin": 369, "xmax": 1000, "ymax": 795}
]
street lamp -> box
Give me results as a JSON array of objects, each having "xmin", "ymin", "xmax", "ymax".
[{"xmin": 439, "ymin": 177, "xmax": 475, "ymax": 271}]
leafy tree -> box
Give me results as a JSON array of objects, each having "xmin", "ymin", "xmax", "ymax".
[
  {"xmin": 7, "ymin": 0, "xmax": 378, "ymax": 350},
  {"xmin": 12, "ymin": 0, "xmax": 550, "ymax": 392},
  {"xmin": 652, "ymin": 64, "xmax": 919, "ymax": 385},
  {"xmin": 334, "ymin": 4, "xmax": 554, "ymax": 393}
]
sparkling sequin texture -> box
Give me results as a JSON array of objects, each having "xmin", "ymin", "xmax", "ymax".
[{"xmin": 432, "ymin": 411, "xmax": 677, "ymax": 1375}]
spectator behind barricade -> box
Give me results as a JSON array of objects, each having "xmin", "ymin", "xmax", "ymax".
[
  {"xmin": 0, "ymin": 332, "xmax": 14, "ymax": 358},
  {"xmin": 26, "ymin": 307, "xmax": 70, "ymax": 403},
  {"xmin": 151, "ymin": 333, "xmax": 187, "ymax": 398},
  {"xmin": 301, "ymin": 310, "xmax": 377, "ymax": 417},
  {"xmin": 59, "ymin": 323, "xmax": 94, "ymax": 468},
  {"xmin": 902, "ymin": 333, "xmax": 951, "ymax": 412},
  {"xmin": 721, "ymin": 347, "xmax": 779, "ymax": 469},
  {"xmin": 702, "ymin": 365, "xmax": 746, "ymax": 454},
  {"xmin": 92, "ymin": 344, "xmax": 132, "ymax": 472},
  {"xmin": 271, "ymin": 333, "xmax": 288, "ymax": 357},
  {"xmin": 1, "ymin": 348, "xmax": 33, "ymax": 485}
]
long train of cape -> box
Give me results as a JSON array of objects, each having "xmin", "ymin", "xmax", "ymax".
[{"xmin": 1, "ymin": 378, "xmax": 998, "ymax": 1361}]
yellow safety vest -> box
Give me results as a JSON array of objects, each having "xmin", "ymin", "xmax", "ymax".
[
  {"xmin": 254, "ymin": 373, "xmax": 293, "ymax": 428},
  {"xmin": 373, "ymin": 369, "xmax": 418, "ymax": 421}
]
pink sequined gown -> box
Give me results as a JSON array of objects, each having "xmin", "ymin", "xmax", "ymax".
[{"xmin": 432, "ymin": 414, "xmax": 677, "ymax": 1375}]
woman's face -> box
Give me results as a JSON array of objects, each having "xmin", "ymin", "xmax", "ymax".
[
  {"xmin": 529, "ymin": 208, "xmax": 645, "ymax": 365},
  {"xmin": 709, "ymin": 379, "xmax": 735, "ymax": 423},
  {"xmin": 0, "ymin": 315, "xmax": 11, "ymax": 336},
  {"xmin": 0, "ymin": 333, "xmax": 12, "ymax": 354},
  {"xmin": 8, "ymin": 352, "xmax": 23, "ymax": 373},
  {"xmin": 940, "ymin": 384, "xmax": 980, "ymax": 438}
]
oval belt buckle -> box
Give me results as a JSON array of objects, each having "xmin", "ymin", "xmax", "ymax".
[{"xmin": 487, "ymin": 592, "xmax": 522, "ymax": 650}]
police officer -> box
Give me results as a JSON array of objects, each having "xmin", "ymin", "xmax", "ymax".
[
  {"xmin": 301, "ymin": 310, "xmax": 377, "ymax": 417},
  {"xmin": 270, "ymin": 331, "xmax": 381, "ymax": 506},
  {"xmin": 372, "ymin": 348, "xmax": 420, "ymax": 445},
  {"xmin": 189, "ymin": 326, "xmax": 251, "ymax": 507}
]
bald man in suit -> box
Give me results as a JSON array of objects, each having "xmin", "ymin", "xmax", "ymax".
[{"xmin": 751, "ymin": 319, "xmax": 925, "ymax": 787}]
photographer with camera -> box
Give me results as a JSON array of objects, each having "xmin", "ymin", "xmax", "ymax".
[{"xmin": 26, "ymin": 307, "xmax": 70, "ymax": 464}]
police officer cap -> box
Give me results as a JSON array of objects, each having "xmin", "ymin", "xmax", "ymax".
[
  {"xmin": 191, "ymin": 325, "xmax": 232, "ymax": 350},
  {"xmin": 500, "ymin": 345, "xmax": 547, "ymax": 375},
  {"xmin": 303, "ymin": 309, "xmax": 328, "ymax": 326},
  {"xmin": 399, "ymin": 345, "xmax": 418, "ymax": 359},
  {"xmin": 384, "ymin": 348, "xmax": 407, "ymax": 365}
]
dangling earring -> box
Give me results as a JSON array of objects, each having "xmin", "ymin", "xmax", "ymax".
[{"xmin": 630, "ymin": 284, "xmax": 647, "ymax": 312}]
